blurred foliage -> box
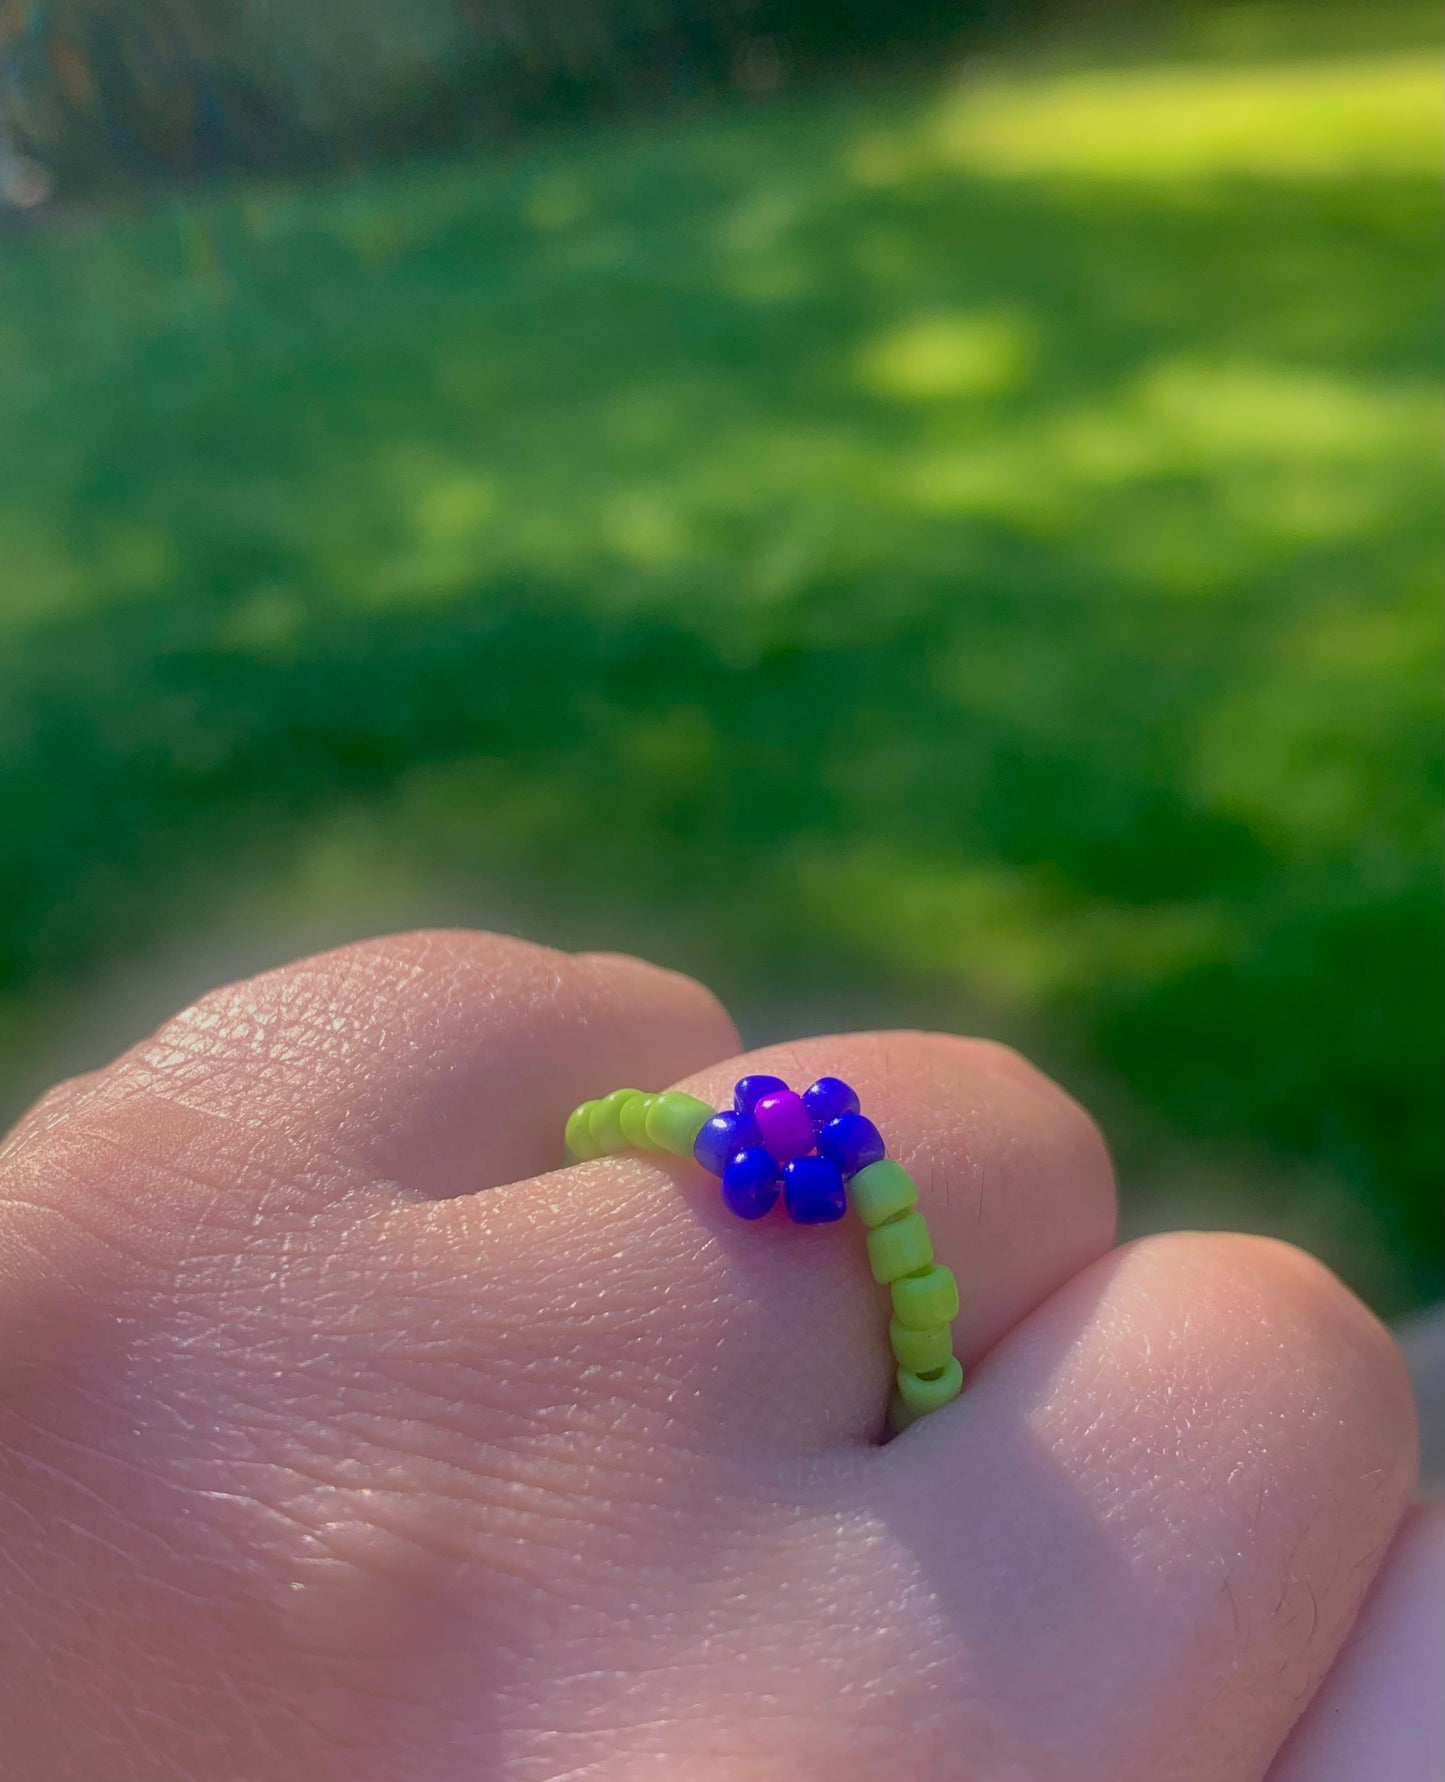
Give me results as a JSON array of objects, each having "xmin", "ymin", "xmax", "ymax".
[
  {"xmin": 0, "ymin": 7, "xmax": 1440, "ymax": 1311},
  {"xmin": 1, "ymin": 0, "xmax": 974, "ymax": 195}
]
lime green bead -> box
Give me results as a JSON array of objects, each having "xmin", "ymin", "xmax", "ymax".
[
  {"xmin": 867, "ymin": 1210, "xmax": 934, "ymax": 1284},
  {"xmin": 848, "ymin": 1158, "xmax": 919, "ymax": 1228},
  {"xmin": 891, "ymin": 1263, "xmax": 959, "ymax": 1329},
  {"xmin": 619, "ymin": 1092, "xmax": 658, "ymax": 1150},
  {"xmin": 588, "ymin": 1088, "xmax": 642, "ymax": 1154},
  {"xmin": 896, "ymin": 1355, "xmax": 964, "ymax": 1416},
  {"xmin": 644, "ymin": 1091, "xmax": 714, "ymax": 1157},
  {"xmin": 565, "ymin": 1102, "xmax": 602, "ymax": 1162},
  {"xmin": 889, "ymin": 1317, "xmax": 953, "ymax": 1376}
]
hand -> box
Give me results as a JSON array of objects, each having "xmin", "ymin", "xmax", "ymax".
[{"xmin": 0, "ymin": 933, "xmax": 1434, "ymax": 1780}]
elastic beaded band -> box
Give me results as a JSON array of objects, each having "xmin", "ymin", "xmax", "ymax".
[{"xmin": 564, "ymin": 1077, "xmax": 961, "ymax": 1432}]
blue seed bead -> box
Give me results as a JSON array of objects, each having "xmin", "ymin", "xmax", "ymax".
[
  {"xmin": 721, "ymin": 1145, "xmax": 782, "ymax": 1220},
  {"xmin": 782, "ymin": 1154, "xmax": 847, "ymax": 1224},
  {"xmin": 816, "ymin": 1111, "xmax": 886, "ymax": 1179},
  {"xmin": 801, "ymin": 1075, "xmax": 860, "ymax": 1127},
  {"xmin": 694, "ymin": 1109, "xmax": 762, "ymax": 1176},
  {"xmin": 733, "ymin": 1074, "xmax": 789, "ymax": 1116}
]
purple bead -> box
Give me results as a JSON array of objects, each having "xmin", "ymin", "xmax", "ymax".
[
  {"xmin": 782, "ymin": 1155, "xmax": 847, "ymax": 1224},
  {"xmin": 816, "ymin": 1111, "xmax": 885, "ymax": 1179},
  {"xmin": 694, "ymin": 1110, "xmax": 761, "ymax": 1176},
  {"xmin": 801, "ymin": 1076, "xmax": 860, "ymax": 1127},
  {"xmin": 753, "ymin": 1090, "xmax": 816, "ymax": 1162},
  {"xmin": 733, "ymin": 1074, "xmax": 789, "ymax": 1116},
  {"xmin": 721, "ymin": 1145, "xmax": 781, "ymax": 1219}
]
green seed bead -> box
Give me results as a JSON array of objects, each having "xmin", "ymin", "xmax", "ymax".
[
  {"xmin": 891, "ymin": 1263, "xmax": 959, "ymax": 1330},
  {"xmin": 588, "ymin": 1088, "xmax": 642, "ymax": 1154},
  {"xmin": 565, "ymin": 1102, "xmax": 602, "ymax": 1162},
  {"xmin": 847, "ymin": 1158, "xmax": 919, "ymax": 1228},
  {"xmin": 619, "ymin": 1091, "xmax": 658, "ymax": 1150},
  {"xmin": 889, "ymin": 1317, "xmax": 953, "ymax": 1376},
  {"xmin": 867, "ymin": 1210, "xmax": 934, "ymax": 1283},
  {"xmin": 896, "ymin": 1355, "xmax": 964, "ymax": 1416},
  {"xmin": 644, "ymin": 1091, "xmax": 715, "ymax": 1157}
]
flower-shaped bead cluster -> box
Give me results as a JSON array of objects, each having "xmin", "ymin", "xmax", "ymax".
[{"xmin": 693, "ymin": 1074, "xmax": 886, "ymax": 1223}]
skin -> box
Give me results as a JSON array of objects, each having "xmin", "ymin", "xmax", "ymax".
[{"xmin": 0, "ymin": 930, "xmax": 1434, "ymax": 1782}]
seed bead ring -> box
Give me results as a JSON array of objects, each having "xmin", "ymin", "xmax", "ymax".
[{"xmin": 564, "ymin": 1075, "xmax": 962, "ymax": 1432}]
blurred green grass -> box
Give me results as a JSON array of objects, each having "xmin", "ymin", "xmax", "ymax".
[{"xmin": 1, "ymin": 10, "xmax": 1440, "ymax": 1310}]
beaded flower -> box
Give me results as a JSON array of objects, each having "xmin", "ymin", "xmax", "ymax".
[
  {"xmin": 563, "ymin": 1075, "xmax": 961, "ymax": 1424},
  {"xmin": 691, "ymin": 1074, "xmax": 886, "ymax": 1222}
]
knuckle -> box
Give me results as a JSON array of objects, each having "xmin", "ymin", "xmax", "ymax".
[
  {"xmin": 911, "ymin": 1029, "xmax": 1116, "ymax": 1196},
  {"xmin": 1131, "ymin": 1230, "xmax": 1417, "ymax": 1483}
]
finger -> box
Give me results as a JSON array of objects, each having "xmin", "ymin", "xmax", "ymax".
[
  {"xmin": 871, "ymin": 1233, "xmax": 1418, "ymax": 1782},
  {"xmin": 394, "ymin": 1029, "xmax": 1117, "ymax": 1452},
  {"xmin": 2, "ymin": 932, "xmax": 738, "ymax": 1222},
  {"xmin": 1265, "ymin": 1499, "xmax": 1445, "ymax": 1782}
]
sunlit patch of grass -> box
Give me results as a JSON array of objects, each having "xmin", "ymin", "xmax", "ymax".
[
  {"xmin": 1135, "ymin": 358, "xmax": 1439, "ymax": 462},
  {"xmin": 600, "ymin": 487, "xmax": 698, "ymax": 568},
  {"xmin": 853, "ymin": 51, "xmax": 1441, "ymax": 187},
  {"xmin": 0, "ymin": 520, "xmax": 88, "ymax": 626},
  {"xmin": 1187, "ymin": 594, "xmax": 1443, "ymax": 858},
  {"xmin": 855, "ymin": 310, "xmax": 1038, "ymax": 401},
  {"xmin": 796, "ymin": 845, "xmax": 1239, "ymax": 1007},
  {"xmin": 891, "ymin": 354, "xmax": 1438, "ymax": 586},
  {"xmin": 527, "ymin": 172, "xmax": 591, "ymax": 232}
]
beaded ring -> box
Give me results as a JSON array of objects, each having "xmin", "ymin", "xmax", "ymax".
[{"xmin": 564, "ymin": 1076, "xmax": 962, "ymax": 1432}]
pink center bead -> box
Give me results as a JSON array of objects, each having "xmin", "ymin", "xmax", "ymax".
[{"xmin": 753, "ymin": 1090, "xmax": 816, "ymax": 1161}]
